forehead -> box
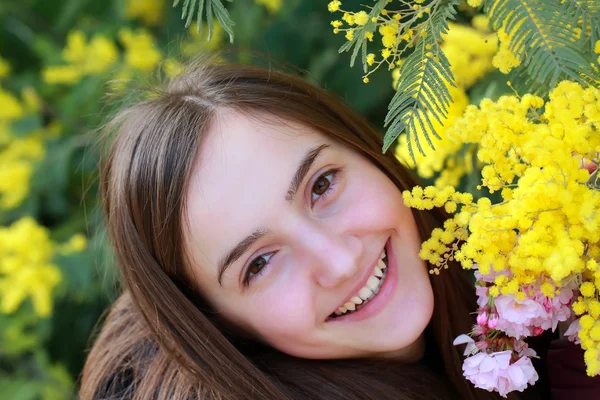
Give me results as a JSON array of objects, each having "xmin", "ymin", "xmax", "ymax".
[{"xmin": 183, "ymin": 109, "xmax": 332, "ymax": 278}]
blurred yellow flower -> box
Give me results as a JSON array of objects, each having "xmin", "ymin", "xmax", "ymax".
[
  {"xmin": 0, "ymin": 56, "xmax": 10, "ymax": 79},
  {"xmin": 0, "ymin": 136, "xmax": 45, "ymax": 209},
  {"xmin": 43, "ymin": 30, "xmax": 118, "ymax": 85},
  {"xmin": 255, "ymin": 0, "xmax": 282, "ymax": 13},
  {"xmin": 163, "ymin": 58, "xmax": 184, "ymax": 79},
  {"xmin": 58, "ymin": 234, "xmax": 87, "ymax": 255},
  {"xmin": 0, "ymin": 86, "xmax": 24, "ymax": 120},
  {"xmin": 62, "ymin": 31, "xmax": 87, "ymax": 66},
  {"xmin": 0, "ymin": 218, "xmax": 61, "ymax": 317},
  {"xmin": 125, "ymin": 0, "xmax": 165, "ymax": 26},
  {"xmin": 86, "ymin": 35, "xmax": 119, "ymax": 73},
  {"xmin": 443, "ymin": 22, "xmax": 498, "ymax": 89},
  {"xmin": 0, "ymin": 162, "xmax": 35, "ymax": 209},
  {"xmin": 119, "ymin": 28, "xmax": 163, "ymax": 72},
  {"xmin": 42, "ymin": 65, "xmax": 82, "ymax": 85},
  {"xmin": 21, "ymin": 87, "xmax": 42, "ymax": 113},
  {"xmin": 181, "ymin": 21, "xmax": 224, "ymax": 57}
]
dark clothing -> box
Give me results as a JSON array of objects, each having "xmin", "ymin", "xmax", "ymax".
[{"xmin": 547, "ymin": 339, "xmax": 600, "ymax": 400}]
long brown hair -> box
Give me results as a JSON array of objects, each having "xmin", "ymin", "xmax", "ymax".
[{"xmin": 80, "ymin": 53, "xmax": 524, "ymax": 400}]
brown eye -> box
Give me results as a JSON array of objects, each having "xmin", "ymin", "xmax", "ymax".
[
  {"xmin": 310, "ymin": 170, "xmax": 340, "ymax": 206},
  {"xmin": 244, "ymin": 253, "xmax": 274, "ymax": 285},
  {"xmin": 249, "ymin": 257, "xmax": 267, "ymax": 275},
  {"xmin": 312, "ymin": 174, "xmax": 331, "ymax": 196}
]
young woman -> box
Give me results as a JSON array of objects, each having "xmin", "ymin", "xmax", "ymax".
[{"xmin": 79, "ymin": 54, "xmax": 549, "ymax": 400}]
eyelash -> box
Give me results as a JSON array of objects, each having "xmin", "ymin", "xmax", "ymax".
[{"xmin": 242, "ymin": 168, "xmax": 342, "ymax": 286}]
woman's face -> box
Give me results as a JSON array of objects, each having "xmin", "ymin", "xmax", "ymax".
[{"xmin": 184, "ymin": 109, "xmax": 434, "ymax": 360}]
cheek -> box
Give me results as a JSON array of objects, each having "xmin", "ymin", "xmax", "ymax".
[
  {"xmin": 241, "ymin": 279, "xmax": 320, "ymax": 353},
  {"xmin": 343, "ymin": 173, "xmax": 408, "ymax": 231}
]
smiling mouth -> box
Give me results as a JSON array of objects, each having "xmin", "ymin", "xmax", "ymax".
[{"xmin": 327, "ymin": 245, "xmax": 389, "ymax": 320}]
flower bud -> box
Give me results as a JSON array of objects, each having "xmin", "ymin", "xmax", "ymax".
[
  {"xmin": 477, "ymin": 311, "xmax": 488, "ymax": 326},
  {"xmin": 488, "ymin": 314, "xmax": 499, "ymax": 329}
]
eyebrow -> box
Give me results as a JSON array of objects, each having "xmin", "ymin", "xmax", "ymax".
[{"xmin": 216, "ymin": 143, "xmax": 330, "ymax": 285}]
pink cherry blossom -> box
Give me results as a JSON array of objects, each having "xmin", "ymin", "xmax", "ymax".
[
  {"xmin": 532, "ymin": 288, "xmax": 573, "ymax": 331},
  {"xmin": 494, "ymin": 294, "xmax": 546, "ymax": 339},
  {"xmin": 476, "ymin": 285, "xmax": 489, "ymax": 309},
  {"xmin": 454, "ymin": 334, "xmax": 478, "ymax": 356},
  {"xmin": 564, "ymin": 318, "xmax": 581, "ymax": 344},
  {"xmin": 462, "ymin": 350, "xmax": 538, "ymax": 397}
]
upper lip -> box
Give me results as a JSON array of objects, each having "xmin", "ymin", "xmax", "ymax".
[{"xmin": 328, "ymin": 242, "xmax": 387, "ymax": 317}]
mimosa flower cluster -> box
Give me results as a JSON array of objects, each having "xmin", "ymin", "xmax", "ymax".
[
  {"xmin": 403, "ymin": 80, "xmax": 600, "ymax": 396},
  {"xmin": 328, "ymin": 0, "xmax": 441, "ymax": 82}
]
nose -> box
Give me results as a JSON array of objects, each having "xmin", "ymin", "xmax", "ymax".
[{"xmin": 298, "ymin": 223, "xmax": 362, "ymax": 288}]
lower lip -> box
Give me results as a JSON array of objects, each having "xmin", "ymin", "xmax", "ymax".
[{"xmin": 327, "ymin": 238, "xmax": 398, "ymax": 323}]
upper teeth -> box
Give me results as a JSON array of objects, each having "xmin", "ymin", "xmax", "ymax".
[{"xmin": 334, "ymin": 247, "xmax": 387, "ymax": 316}]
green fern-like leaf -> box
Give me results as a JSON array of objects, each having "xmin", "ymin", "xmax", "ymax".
[
  {"xmin": 382, "ymin": 0, "xmax": 458, "ymax": 163},
  {"xmin": 173, "ymin": 0, "xmax": 235, "ymax": 43},
  {"xmin": 484, "ymin": 0, "xmax": 599, "ymax": 92},
  {"xmin": 562, "ymin": 0, "xmax": 600, "ymax": 53}
]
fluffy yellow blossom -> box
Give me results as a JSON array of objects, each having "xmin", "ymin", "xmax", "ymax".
[
  {"xmin": 125, "ymin": 0, "xmax": 165, "ymax": 26},
  {"xmin": 492, "ymin": 26, "xmax": 521, "ymax": 73},
  {"xmin": 354, "ymin": 11, "xmax": 369, "ymax": 26},
  {"xmin": 467, "ymin": 0, "xmax": 482, "ymax": 7},
  {"xmin": 581, "ymin": 282, "xmax": 597, "ymax": 297},
  {"xmin": 119, "ymin": 28, "xmax": 162, "ymax": 72},
  {"xmin": 342, "ymin": 12, "xmax": 355, "ymax": 26},
  {"xmin": 328, "ymin": 1, "xmax": 341, "ymax": 13},
  {"xmin": 595, "ymin": 40, "xmax": 600, "ymax": 63},
  {"xmin": 471, "ymin": 15, "xmax": 491, "ymax": 32},
  {"xmin": 366, "ymin": 53, "xmax": 375, "ymax": 66},
  {"xmin": 443, "ymin": 22, "xmax": 497, "ymax": 89}
]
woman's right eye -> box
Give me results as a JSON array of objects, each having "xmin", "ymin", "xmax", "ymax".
[{"xmin": 243, "ymin": 252, "xmax": 274, "ymax": 285}]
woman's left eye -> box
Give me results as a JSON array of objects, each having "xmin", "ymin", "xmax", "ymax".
[
  {"xmin": 243, "ymin": 252, "xmax": 274, "ymax": 286},
  {"xmin": 311, "ymin": 169, "xmax": 340, "ymax": 205}
]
